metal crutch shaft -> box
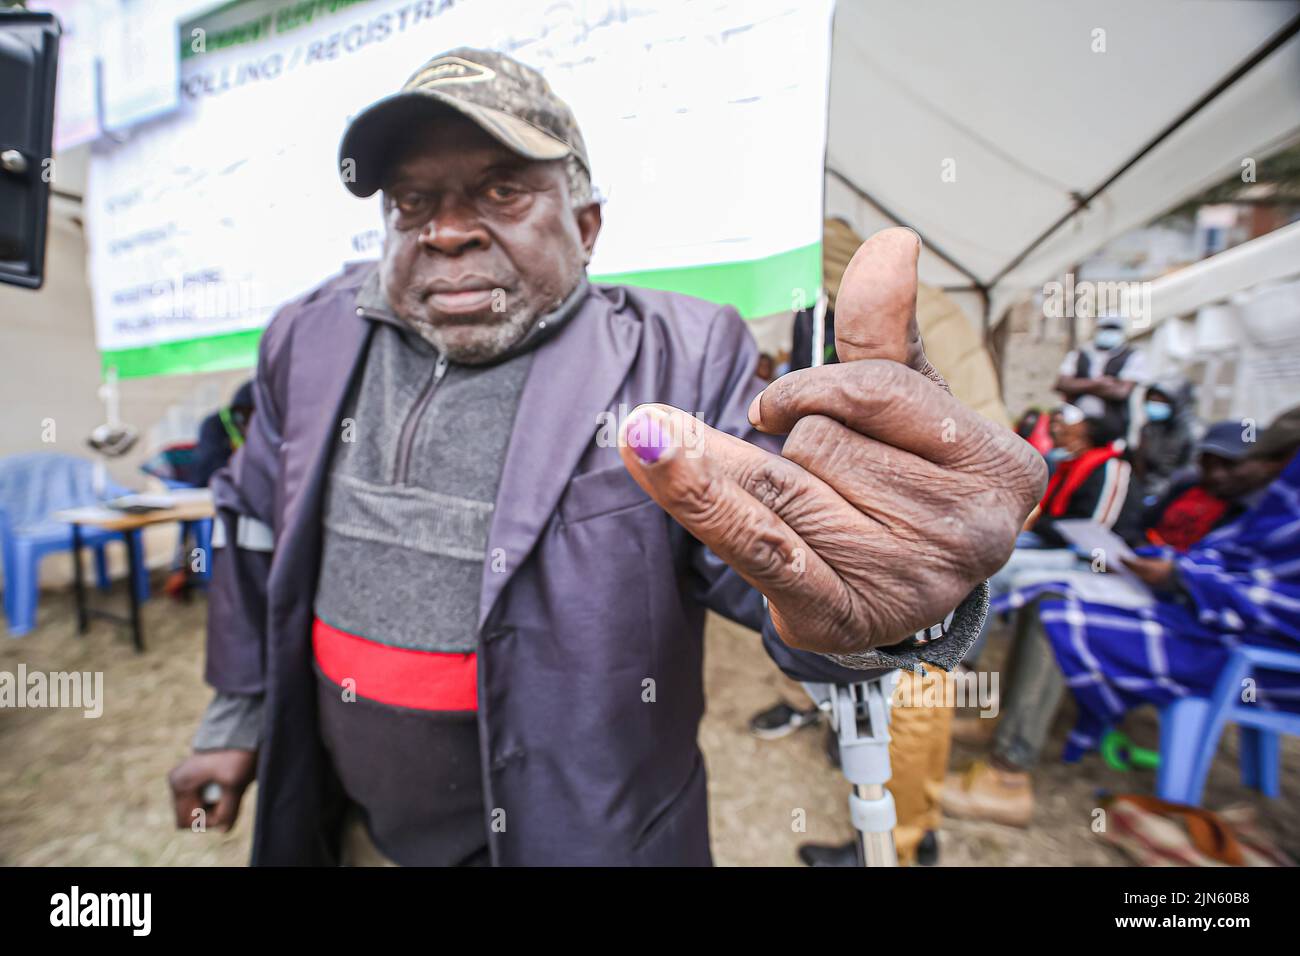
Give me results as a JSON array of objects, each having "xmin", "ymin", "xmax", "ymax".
[{"xmin": 804, "ymin": 672, "xmax": 899, "ymax": 867}]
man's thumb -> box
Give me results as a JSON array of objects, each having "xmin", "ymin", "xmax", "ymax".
[{"xmin": 833, "ymin": 227, "xmax": 924, "ymax": 367}]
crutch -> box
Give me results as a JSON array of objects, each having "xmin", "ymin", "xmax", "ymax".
[{"xmin": 802, "ymin": 671, "xmax": 899, "ymax": 867}]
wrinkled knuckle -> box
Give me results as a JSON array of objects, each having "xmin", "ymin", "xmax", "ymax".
[
  {"xmin": 761, "ymin": 372, "xmax": 799, "ymax": 419},
  {"xmin": 739, "ymin": 458, "xmax": 798, "ymax": 512},
  {"xmin": 978, "ymin": 433, "xmax": 1047, "ymax": 510},
  {"xmin": 729, "ymin": 519, "xmax": 795, "ymax": 582},
  {"xmin": 785, "ymin": 414, "xmax": 840, "ymax": 460},
  {"xmin": 665, "ymin": 467, "xmax": 726, "ymax": 524},
  {"xmin": 959, "ymin": 432, "xmax": 999, "ymax": 471}
]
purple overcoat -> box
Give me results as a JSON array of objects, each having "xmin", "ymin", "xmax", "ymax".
[{"xmin": 207, "ymin": 263, "xmax": 878, "ymax": 865}]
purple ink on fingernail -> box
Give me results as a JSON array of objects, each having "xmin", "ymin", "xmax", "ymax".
[{"xmin": 628, "ymin": 412, "xmax": 667, "ymax": 463}]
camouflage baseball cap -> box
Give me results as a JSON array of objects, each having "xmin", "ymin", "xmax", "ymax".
[{"xmin": 339, "ymin": 47, "xmax": 589, "ymax": 198}]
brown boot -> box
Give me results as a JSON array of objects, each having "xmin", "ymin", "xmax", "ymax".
[
  {"xmin": 949, "ymin": 715, "xmax": 996, "ymax": 746},
  {"xmin": 940, "ymin": 759, "xmax": 1034, "ymax": 827}
]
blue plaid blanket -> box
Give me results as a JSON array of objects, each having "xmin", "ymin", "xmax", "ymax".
[{"xmin": 993, "ymin": 453, "xmax": 1300, "ymax": 760}]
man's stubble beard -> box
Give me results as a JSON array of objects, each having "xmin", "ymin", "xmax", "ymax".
[
  {"xmin": 400, "ymin": 307, "xmax": 538, "ymax": 365},
  {"xmin": 396, "ymin": 267, "xmax": 584, "ymax": 365}
]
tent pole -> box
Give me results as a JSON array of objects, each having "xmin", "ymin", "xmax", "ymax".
[{"xmin": 811, "ymin": 291, "xmax": 828, "ymax": 368}]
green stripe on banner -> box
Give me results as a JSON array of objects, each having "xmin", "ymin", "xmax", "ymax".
[
  {"xmin": 593, "ymin": 242, "xmax": 821, "ymax": 319},
  {"xmin": 102, "ymin": 328, "xmax": 263, "ymax": 380},
  {"xmin": 101, "ymin": 242, "xmax": 821, "ymax": 379}
]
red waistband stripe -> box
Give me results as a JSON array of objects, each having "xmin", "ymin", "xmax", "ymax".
[{"xmin": 312, "ymin": 617, "xmax": 478, "ymax": 712}]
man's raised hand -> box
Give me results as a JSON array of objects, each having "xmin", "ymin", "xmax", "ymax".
[{"xmin": 618, "ymin": 227, "xmax": 1046, "ymax": 656}]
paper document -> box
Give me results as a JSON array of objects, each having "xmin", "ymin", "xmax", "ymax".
[
  {"xmin": 1010, "ymin": 568, "xmax": 1155, "ymax": 609},
  {"xmin": 1052, "ymin": 520, "xmax": 1141, "ymax": 580}
]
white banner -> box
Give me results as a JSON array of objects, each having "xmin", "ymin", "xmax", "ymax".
[{"xmin": 85, "ymin": 0, "xmax": 834, "ymax": 373}]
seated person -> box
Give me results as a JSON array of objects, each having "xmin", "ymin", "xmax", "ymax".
[
  {"xmin": 162, "ymin": 381, "xmax": 255, "ymax": 598},
  {"xmin": 1023, "ymin": 397, "xmax": 1143, "ymax": 550},
  {"xmin": 961, "ymin": 398, "xmax": 1142, "ymax": 668},
  {"xmin": 941, "ymin": 406, "xmax": 1300, "ymax": 826},
  {"xmin": 1041, "ymin": 407, "xmax": 1069, "ymax": 475},
  {"xmin": 1133, "ymin": 378, "xmax": 1196, "ymax": 502},
  {"xmin": 1142, "ymin": 420, "xmax": 1264, "ymax": 551},
  {"xmin": 191, "ymin": 381, "xmax": 254, "ymax": 487},
  {"xmin": 1014, "ymin": 408, "xmax": 1054, "ymax": 457}
]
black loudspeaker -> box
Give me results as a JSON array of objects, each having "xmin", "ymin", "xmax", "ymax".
[{"xmin": 0, "ymin": 10, "xmax": 60, "ymax": 290}]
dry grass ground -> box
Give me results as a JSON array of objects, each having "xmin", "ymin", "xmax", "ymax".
[
  {"xmin": 0, "ymin": 581, "xmax": 251, "ymax": 866},
  {"xmin": 2, "ymin": 582, "xmax": 1296, "ymax": 866}
]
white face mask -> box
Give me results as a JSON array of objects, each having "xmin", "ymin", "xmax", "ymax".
[
  {"xmin": 1094, "ymin": 328, "xmax": 1125, "ymax": 351},
  {"xmin": 1058, "ymin": 404, "xmax": 1086, "ymax": 426}
]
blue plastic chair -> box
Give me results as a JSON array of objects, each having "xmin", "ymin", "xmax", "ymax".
[
  {"xmin": 0, "ymin": 453, "xmax": 150, "ymax": 636},
  {"xmin": 1157, "ymin": 644, "xmax": 1300, "ymax": 805}
]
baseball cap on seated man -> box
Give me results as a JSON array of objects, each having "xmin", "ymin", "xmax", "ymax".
[
  {"xmin": 1196, "ymin": 420, "xmax": 1252, "ymax": 461},
  {"xmin": 339, "ymin": 47, "xmax": 590, "ymax": 198}
]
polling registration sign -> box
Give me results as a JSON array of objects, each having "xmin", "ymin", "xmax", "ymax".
[{"xmin": 86, "ymin": 0, "xmax": 834, "ymax": 378}]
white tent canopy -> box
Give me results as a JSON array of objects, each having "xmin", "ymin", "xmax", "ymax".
[
  {"xmin": 1133, "ymin": 220, "xmax": 1300, "ymax": 423},
  {"xmin": 1139, "ymin": 218, "xmax": 1300, "ymax": 328},
  {"xmin": 824, "ymin": 0, "xmax": 1300, "ymax": 333}
]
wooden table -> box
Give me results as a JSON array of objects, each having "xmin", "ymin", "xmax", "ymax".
[{"xmin": 54, "ymin": 490, "xmax": 215, "ymax": 652}]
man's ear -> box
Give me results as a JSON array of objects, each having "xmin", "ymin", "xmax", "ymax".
[{"xmin": 575, "ymin": 202, "xmax": 602, "ymax": 262}]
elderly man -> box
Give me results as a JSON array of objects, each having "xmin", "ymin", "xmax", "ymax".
[{"xmin": 167, "ymin": 48, "xmax": 1043, "ymax": 866}]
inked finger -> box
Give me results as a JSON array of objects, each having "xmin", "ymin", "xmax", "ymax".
[{"xmin": 617, "ymin": 404, "xmax": 856, "ymax": 646}]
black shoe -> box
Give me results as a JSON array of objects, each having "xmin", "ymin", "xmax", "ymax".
[
  {"xmin": 748, "ymin": 702, "xmax": 819, "ymax": 740},
  {"xmin": 798, "ymin": 841, "xmax": 859, "ymax": 867},
  {"xmin": 824, "ymin": 726, "xmax": 840, "ymax": 769},
  {"xmin": 915, "ymin": 830, "xmax": 940, "ymax": 866}
]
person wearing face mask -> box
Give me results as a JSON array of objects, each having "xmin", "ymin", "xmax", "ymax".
[
  {"xmin": 1022, "ymin": 397, "xmax": 1144, "ymax": 550},
  {"xmin": 1054, "ymin": 316, "xmax": 1149, "ymax": 432},
  {"xmin": 1135, "ymin": 378, "xmax": 1196, "ymax": 502}
]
